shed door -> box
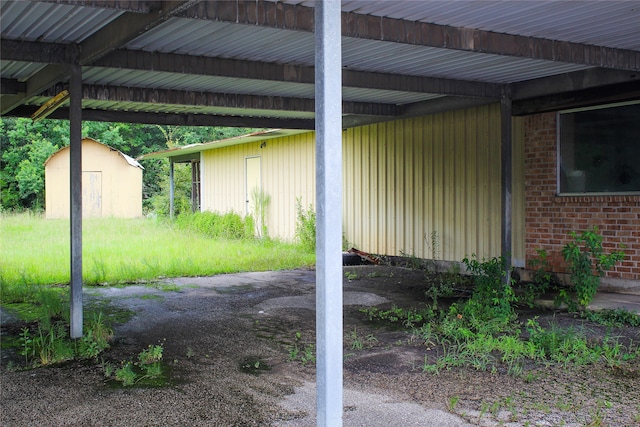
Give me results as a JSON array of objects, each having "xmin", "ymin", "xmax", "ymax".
[{"xmin": 83, "ymin": 171, "xmax": 102, "ymax": 217}]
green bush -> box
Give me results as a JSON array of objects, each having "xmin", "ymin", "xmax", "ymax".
[
  {"xmin": 461, "ymin": 255, "xmax": 516, "ymax": 330},
  {"xmin": 561, "ymin": 226, "xmax": 625, "ymax": 308},
  {"xmin": 174, "ymin": 211, "xmax": 253, "ymax": 240}
]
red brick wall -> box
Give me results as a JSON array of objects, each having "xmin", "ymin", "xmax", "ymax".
[{"xmin": 524, "ymin": 112, "xmax": 640, "ymax": 281}]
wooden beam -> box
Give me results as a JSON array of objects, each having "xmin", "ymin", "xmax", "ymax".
[
  {"xmin": 0, "ymin": 39, "xmax": 77, "ymax": 64},
  {"xmin": 43, "ymin": 83, "xmax": 400, "ymax": 116},
  {"xmin": 181, "ymin": 1, "xmax": 640, "ymax": 71},
  {"xmin": 1, "ymin": 78, "xmax": 26, "ymax": 95},
  {"xmin": 94, "ymin": 49, "xmax": 500, "ymax": 98},
  {"xmin": 513, "ymin": 80, "xmax": 640, "ymax": 115},
  {"xmin": 512, "ymin": 68, "xmax": 640, "ymax": 100},
  {"xmin": 33, "ymin": 0, "xmax": 158, "ymax": 13},
  {"xmin": 1, "ymin": 64, "xmax": 72, "ymax": 115},
  {"xmin": 6, "ymin": 105, "xmax": 316, "ymax": 129},
  {"xmin": 400, "ymin": 96, "xmax": 494, "ymax": 118},
  {"xmin": 79, "ymin": 1, "xmax": 202, "ymax": 66}
]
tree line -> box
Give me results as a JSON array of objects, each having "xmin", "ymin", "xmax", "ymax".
[{"xmin": 0, "ymin": 118, "xmax": 257, "ymax": 214}]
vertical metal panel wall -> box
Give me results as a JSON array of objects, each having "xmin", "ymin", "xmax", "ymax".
[
  {"xmin": 200, "ymin": 104, "xmax": 525, "ymax": 263},
  {"xmin": 200, "ymin": 132, "xmax": 316, "ymax": 240},
  {"xmin": 343, "ymin": 104, "xmax": 525, "ymax": 263}
]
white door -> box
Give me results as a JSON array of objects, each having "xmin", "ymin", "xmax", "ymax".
[{"xmin": 83, "ymin": 171, "xmax": 102, "ymax": 217}]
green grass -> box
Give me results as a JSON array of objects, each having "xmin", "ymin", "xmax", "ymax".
[{"xmin": 0, "ymin": 213, "xmax": 315, "ymax": 301}]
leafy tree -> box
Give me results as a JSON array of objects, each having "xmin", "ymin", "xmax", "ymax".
[
  {"xmin": 0, "ymin": 117, "xmax": 262, "ymax": 212},
  {"xmin": 1, "ymin": 118, "xmax": 68, "ymax": 210},
  {"xmin": 15, "ymin": 138, "xmax": 58, "ymax": 209}
]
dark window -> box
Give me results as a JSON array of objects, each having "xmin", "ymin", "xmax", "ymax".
[{"xmin": 558, "ymin": 102, "xmax": 640, "ymax": 194}]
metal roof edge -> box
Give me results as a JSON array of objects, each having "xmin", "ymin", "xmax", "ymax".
[
  {"xmin": 44, "ymin": 137, "xmax": 144, "ymax": 169},
  {"xmin": 138, "ymin": 128, "xmax": 312, "ymax": 160}
]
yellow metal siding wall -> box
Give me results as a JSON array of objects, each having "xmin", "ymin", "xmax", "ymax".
[
  {"xmin": 343, "ymin": 104, "xmax": 522, "ymax": 262},
  {"xmin": 198, "ymin": 104, "xmax": 525, "ymax": 262},
  {"xmin": 201, "ymin": 133, "xmax": 316, "ymax": 240}
]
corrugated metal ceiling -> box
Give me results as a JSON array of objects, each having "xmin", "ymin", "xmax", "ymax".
[
  {"xmin": 1, "ymin": 1, "xmax": 638, "ymax": 125},
  {"xmin": 0, "ymin": 1, "xmax": 122, "ymax": 43},
  {"xmin": 300, "ymin": 0, "xmax": 640, "ymax": 50}
]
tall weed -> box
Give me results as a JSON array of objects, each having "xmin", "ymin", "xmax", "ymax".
[
  {"xmin": 295, "ymin": 198, "xmax": 316, "ymax": 251},
  {"xmin": 561, "ymin": 226, "xmax": 625, "ymax": 308}
]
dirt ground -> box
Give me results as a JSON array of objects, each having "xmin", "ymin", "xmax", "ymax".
[{"xmin": 2, "ymin": 265, "xmax": 640, "ymax": 426}]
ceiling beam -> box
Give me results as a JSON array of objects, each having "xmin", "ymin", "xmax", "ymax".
[
  {"xmin": 1, "ymin": 1, "xmax": 199, "ymax": 115},
  {"xmin": 1, "ymin": 78, "xmax": 26, "ymax": 95},
  {"xmin": 0, "ymin": 43, "xmax": 499, "ymax": 99},
  {"xmin": 513, "ymin": 80, "xmax": 640, "ymax": 115},
  {"xmin": 33, "ymin": 0, "xmax": 159, "ymax": 13},
  {"xmin": 43, "ymin": 83, "xmax": 400, "ymax": 116},
  {"xmin": 512, "ymin": 68, "xmax": 640, "ymax": 100},
  {"xmin": 5, "ymin": 105, "xmax": 316, "ymax": 129},
  {"xmin": 400, "ymin": 96, "xmax": 495, "ymax": 118},
  {"xmin": 182, "ymin": 1, "xmax": 640, "ymax": 71},
  {"xmin": 0, "ymin": 39, "xmax": 76, "ymax": 64},
  {"xmin": 97, "ymin": 49, "xmax": 500, "ymax": 98}
]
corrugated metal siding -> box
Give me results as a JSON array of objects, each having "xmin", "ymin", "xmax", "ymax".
[
  {"xmin": 343, "ymin": 104, "xmax": 517, "ymax": 262},
  {"xmin": 201, "ymin": 133, "xmax": 316, "ymax": 240},
  {"xmin": 200, "ymin": 104, "xmax": 525, "ymax": 263}
]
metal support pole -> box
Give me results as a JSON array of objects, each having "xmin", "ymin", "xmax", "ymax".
[
  {"xmin": 169, "ymin": 159, "xmax": 175, "ymax": 218},
  {"xmin": 315, "ymin": 1, "xmax": 343, "ymax": 426},
  {"xmin": 69, "ymin": 62, "xmax": 83, "ymax": 338},
  {"xmin": 501, "ymin": 86, "xmax": 513, "ymax": 282}
]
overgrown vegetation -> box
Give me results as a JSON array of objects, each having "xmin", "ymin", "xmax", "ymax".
[
  {"xmin": 15, "ymin": 305, "xmax": 114, "ymax": 369},
  {"xmin": 360, "ymin": 228, "xmax": 636, "ymax": 377},
  {"xmin": 561, "ymin": 225, "xmax": 625, "ymax": 308},
  {"xmin": 0, "ymin": 213, "xmax": 315, "ymax": 294},
  {"xmin": 2, "ymin": 211, "xmax": 315, "ymax": 379},
  {"xmin": 102, "ymin": 343, "xmax": 167, "ymax": 386},
  {"xmin": 174, "ymin": 210, "xmax": 254, "ymax": 240},
  {"xmin": 250, "ymin": 188, "xmax": 271, "ymax": 239},
  {"xmin": 294, "ymin": 198, "xmax": 316, "ymax": 251}
]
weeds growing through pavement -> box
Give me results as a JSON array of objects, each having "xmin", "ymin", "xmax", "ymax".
[
  {"xmin": 288, "ymin": 332, "xmax": 316, "ymax": 366},
  {"xmin": 361, "ymin": 253, "xmax": 639, "ymax": 378},
  {"xmin": 16, "ymin": 310, "xmax": 114, "ymax": 368},
  {"xmin": 105, "ymin": 343, "xmax": 166, "ymax": 387}
]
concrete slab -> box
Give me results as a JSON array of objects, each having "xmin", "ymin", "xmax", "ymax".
[
  {"xmin": 588, "ymin": 291, "xmax": 640, "ymax": 314},
  {"xmin": 275, "ymin": 381, "xmax": 474, "ymax": 427}
]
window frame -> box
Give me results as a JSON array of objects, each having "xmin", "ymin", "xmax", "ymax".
[{"xmin": 556, "ymin": 100, "xmax": 640, "ymax": 197}]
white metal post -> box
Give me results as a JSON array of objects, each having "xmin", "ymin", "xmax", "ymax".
[
  {"xmin": 69, "ymin": 62, "xmax": 83, "ymax": 338},
  {"xmin": 315, "ymin": 1, "xmax": 343, "ymax": 426}
]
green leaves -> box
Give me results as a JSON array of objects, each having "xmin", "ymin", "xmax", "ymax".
[{"xmin": 561, "ymin": 226, "xmax": 625, "ymax": 308}]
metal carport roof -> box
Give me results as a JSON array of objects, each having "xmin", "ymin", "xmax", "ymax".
[
  {"xmin": 2, "ymin": 2, "xmax": 639, "ymax": 426},
  {"xmin": 2, "ymin": 0, "xmax": 639, "ymax": 126}
]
